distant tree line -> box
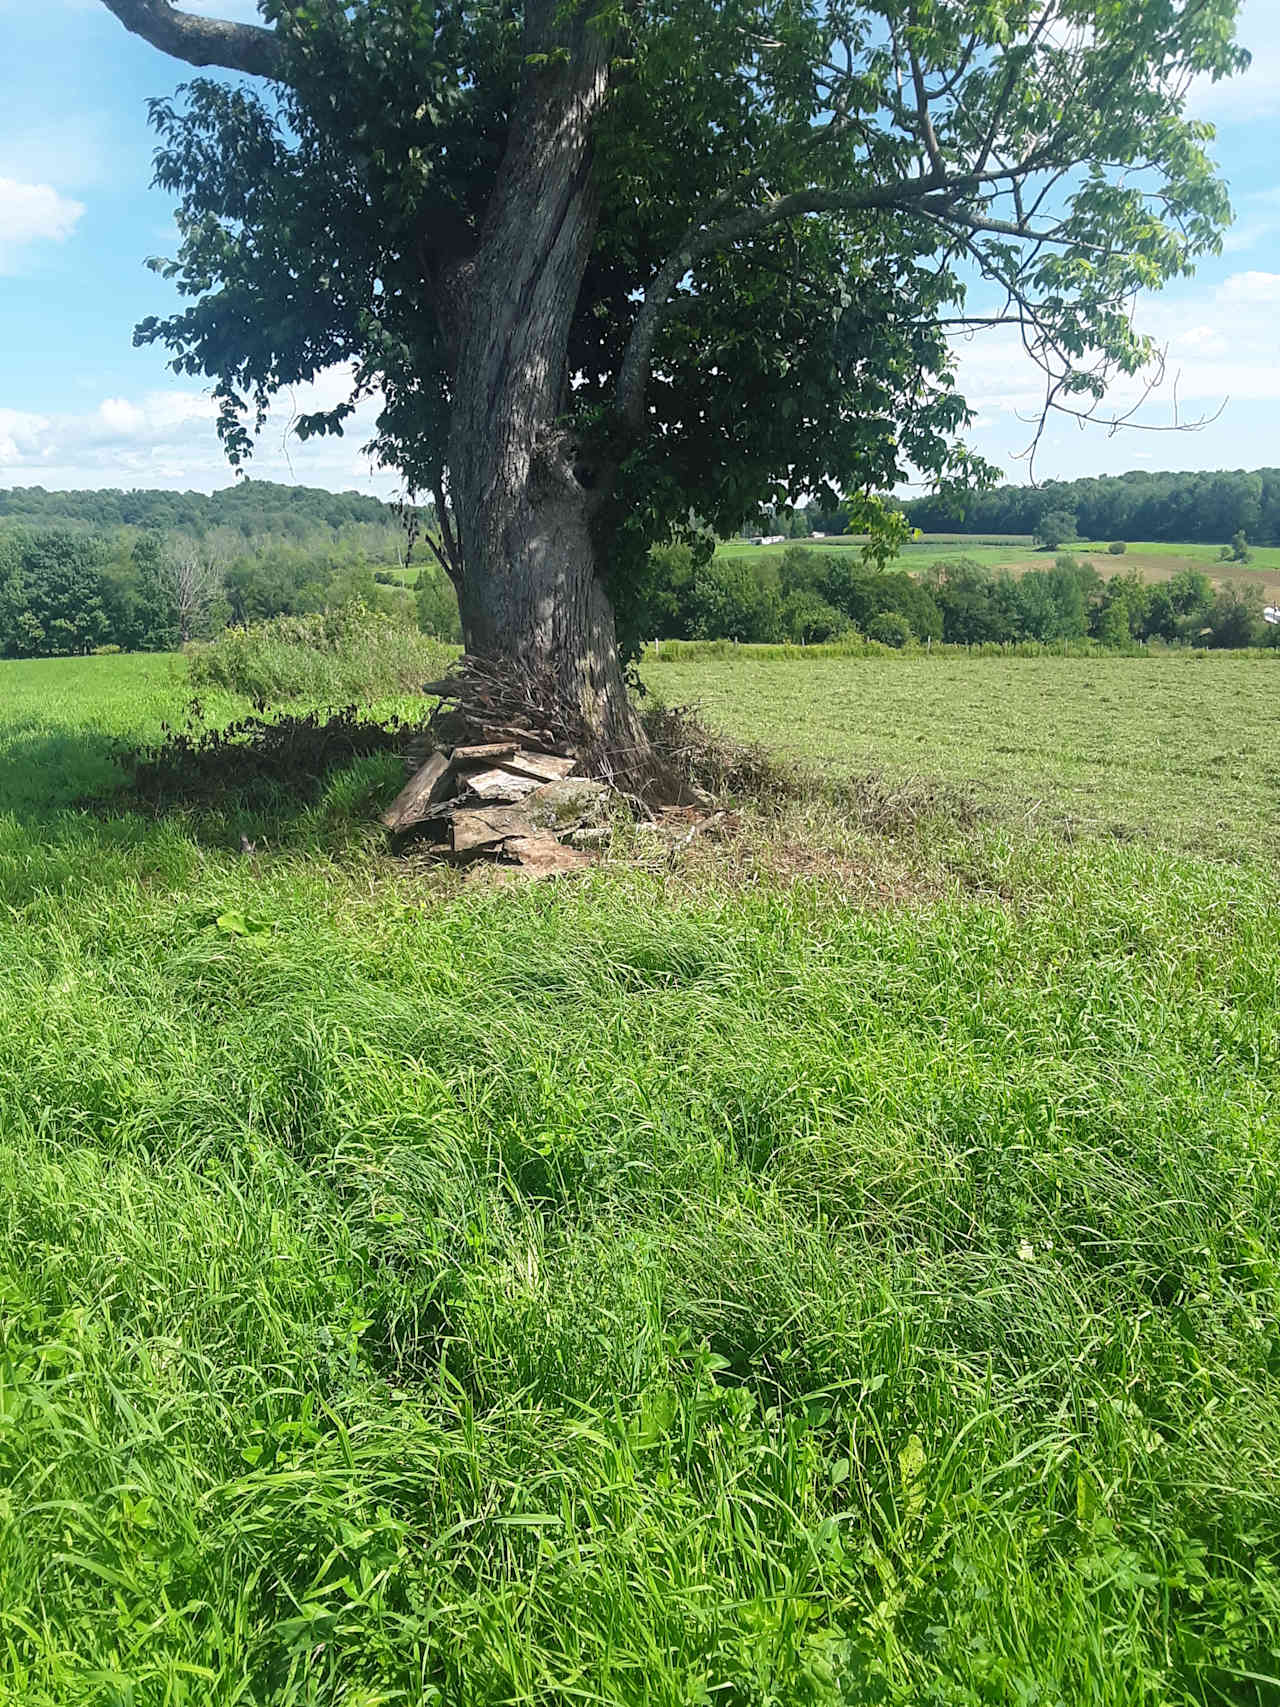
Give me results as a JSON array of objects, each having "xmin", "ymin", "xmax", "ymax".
[
  {"xmin": 3, "ymin": 478, "xmax": 1276, "ymax": 660},
  {"xmin": 639, "ymin": 546, "xmax": 942, "ymax": 646},
  {"xmin": 904, "ymin": 467, "xmax": 1280, "ymax": 547},
  {"xmin": 0, "ymin": 482, "xmax": 462, "ymax": 658},
  {"xmin": 640, "ymin": 546, "xmax": 1278, "ymax": 651},
  {"xmin": 0, "ymin": 479, "xmax": 417, "ymax": 538}
]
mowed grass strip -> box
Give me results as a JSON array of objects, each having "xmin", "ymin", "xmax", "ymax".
[
  {"xmin": 645, "ymin": 651, "xmax": 1280, "ymax": 859},
  {"xmin": 1, "ymin": 653, "xmax": 1279, "ymax": 1704}
]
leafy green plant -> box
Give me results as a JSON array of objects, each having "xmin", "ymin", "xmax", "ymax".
[
  {"xmin": 867, "ymin": 610, "xmax": 912, "ymax": 648},
  {"xmin": 186, "ymin": 602, "xmax": 454, "ymax": 705}
]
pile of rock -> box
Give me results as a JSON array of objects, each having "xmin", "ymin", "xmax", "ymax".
[{"xmin": 381, "ymin": 738, "xmax": 609, "ymax": 873}]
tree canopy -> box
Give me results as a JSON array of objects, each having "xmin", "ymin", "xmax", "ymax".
[{"xmin": 97, "ymin": 0, "xmax": 1249, "ymax": 697}]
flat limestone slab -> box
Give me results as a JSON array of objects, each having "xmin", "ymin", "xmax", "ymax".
[
  {"xmin": 504, "ymin": 834, "xmax": 594, "ymax": 875},
  {"xmin": 461, "ymin": 766, "xmax": 545, "ymax": 802},
  {"xmin": 450, "ymin": 803, "xmax": 537, "ymax": 854},
  {"xmin": 381, "ymin": 750, "xmax": 453, "ymax": 831}
]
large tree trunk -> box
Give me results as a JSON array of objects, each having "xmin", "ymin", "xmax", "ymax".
[
  {"xmin": 452, "ymin": 456, "xmax": 641, "ymax": 756},
  {"xmin": 437, "ymin": 0, "xmax": 646, "ymax": 766}
]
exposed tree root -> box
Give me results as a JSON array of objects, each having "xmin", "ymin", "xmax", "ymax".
[{"xmin": 420, "ymin": 654, "xmax": 704, "ymax": 808}]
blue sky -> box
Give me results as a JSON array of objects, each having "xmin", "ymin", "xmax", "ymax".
[{"xmin": 1, "ymin": 0, "xmax": 1277, "ymax": 497}]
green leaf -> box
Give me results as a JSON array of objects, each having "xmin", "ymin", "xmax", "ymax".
[
  {"xmin": 215, "ymin": 911, "xmax": 269, "ymax": 937},
  {"xmin": 898, "ymin": 1433, "xmax": 926, "ymax": 1525}
]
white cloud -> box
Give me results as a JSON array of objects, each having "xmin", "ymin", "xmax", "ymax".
[
  {"xmin": 98, "ymin": 393, "xmax": 217, "ymax": 437},
  {"xmin": 1135, "ymin": 272, "xmax": 1280, "ymax": 408},
  {"xmin": 946, "ymin": 267, "xmax": 1280, "ymax": 480},
  {"xmin": 0, "ymin": 408, "xmax": 52, "ymax": 468},
  {"xmin": 1211, "ymin": 269, "xmax": 1280, "ymax": 307},
  {"xmin": 953, "ymin": 270, "xmax": 1280, "ymax": 418},
  {"xmin": 0, "ymin": 177, "xmax": 84, "ymax": 272},
  {"xmin": 0, "ymin": 370, "xmax": 402, "ymax": 496}
]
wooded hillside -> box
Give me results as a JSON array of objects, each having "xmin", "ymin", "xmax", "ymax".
[
  {"xmin": 0, "ymin": 480, "xmax": 409, "ymax": 537},
  {"xmin": 905, "ymin": 468, "xmax": 1280, "ymax": 546}
]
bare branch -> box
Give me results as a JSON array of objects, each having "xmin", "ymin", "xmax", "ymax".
[
  {"xmin": 99, "ymin": 0, "xmax": 285, "ymax": 79},
  {"xmin": 433, "ymin": 478, "xmax": 463, "ymax": 585},
  {"xmin": 162, "ymin": 533, "xmax": 228, "ymax": 643},
  {"xmin": 1012, "ymin": 353, "xmax": 1228, "ymax": 479},
  {"xmin": 421, "ymin": 528, "xmax": 457, "ymax": 585},
  {"xmin": 939, "ymin": 224, "xmax": 1229, "ymax": 481}
]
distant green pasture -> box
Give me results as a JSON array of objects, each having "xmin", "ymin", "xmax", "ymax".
[{"xmin": 716, "ymin": 532, "xmax": 1280, "ymax": 596}]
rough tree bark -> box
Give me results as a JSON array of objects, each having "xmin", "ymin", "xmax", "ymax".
[{"xmin": 433, "ymin": 0, "xmax": 644, "ymax": 762}]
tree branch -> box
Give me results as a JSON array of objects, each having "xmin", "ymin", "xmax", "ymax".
[
  {"xmin": 433, "ymin": 477, "xmax": 463, "ymax": 584},
  {"xmin": 614, "ymin": 164, "xmax": 1098, "ymax": 428},
  {"xmin": 906, "ymin": 22, "xmax": 946, "ymax": 179},
  {"xmin": 99, "ymin": 0, "xmax": 286, "ymax": 80}
]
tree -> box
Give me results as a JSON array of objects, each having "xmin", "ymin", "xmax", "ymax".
[
  {"xmin": 93, "ymin": 0, "xmax": 1247, "ymax": 760},
  {"xmin": 1206, "ymin": 581, "xmax": 1263, "ymax": 649},
  {"xmin": 782, "ymin": 588, "xmax": 850, "ymax": 645},
  {"xmin": 867, "ymin": 610, "xmax": 911, "ymax": 648},
  {"xmin": 0, "ymin": 530, "xmax": 112, "ymax": 657},
  {"xmin": 1094, "ymin": 597, "xmax": 1132, "ymax": 648},
  {"xmin": 1092, "ymin": 567, "xmax": 1150, "ymax": 644},
  {"xmin": 1167, "ymin": 568, "xmax": 1214, "ymax": 624},
  {"xmin": 152, "ymin": 534, "xmax": 231, "ymax": 643},
  {"xmin": 925, "ymin": 557, "xmax": 1011, "ymax": 645},
  {"xmin": 1034, "ymin": 510, "xmax": 1078, "ymax": 552},
  {"xmin": 690, "ymin": 557, "xmax": 784, "ymax": 644}
]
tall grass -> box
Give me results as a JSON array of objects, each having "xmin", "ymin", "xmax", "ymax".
[
  {"xmin": 2, "ymin": 652, "xmax": 1279, "ymax": 1703},
  {"xmin": 186, "ymin": 603, "xmax": 456, "ymax": 704}
]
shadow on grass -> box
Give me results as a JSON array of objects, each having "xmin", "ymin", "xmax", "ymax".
[
  {"xmin": 0, "ymin": 719, "xmax": 135, "ymax": 819},
  {"xmin": 1, "ymin": 707, "xmax": 423, "ymax": 864}
]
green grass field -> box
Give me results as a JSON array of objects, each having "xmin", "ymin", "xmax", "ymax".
[
  {"xmin": 645, "ymin": 651, "xmax": 1280, "ymax": 860},
  {"xmin": 2, "ymin": 650, "xmax": 1279, "ymax": 1705},
  {"xmin": 718, "ymin": 534, "xmax": 1280, "ymax": 598}
]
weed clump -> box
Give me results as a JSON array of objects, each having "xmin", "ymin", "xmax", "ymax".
[
  {"xmin": 641, "ymin": 697, "xmax": 983, "ymax": 833},
  {"xmin": 186, "ymin": 603, "xmax": 455, "ymax": 705},
  {"xmin": 641, "ymin": 699, "xmax": 792, "ymax": 799}
]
